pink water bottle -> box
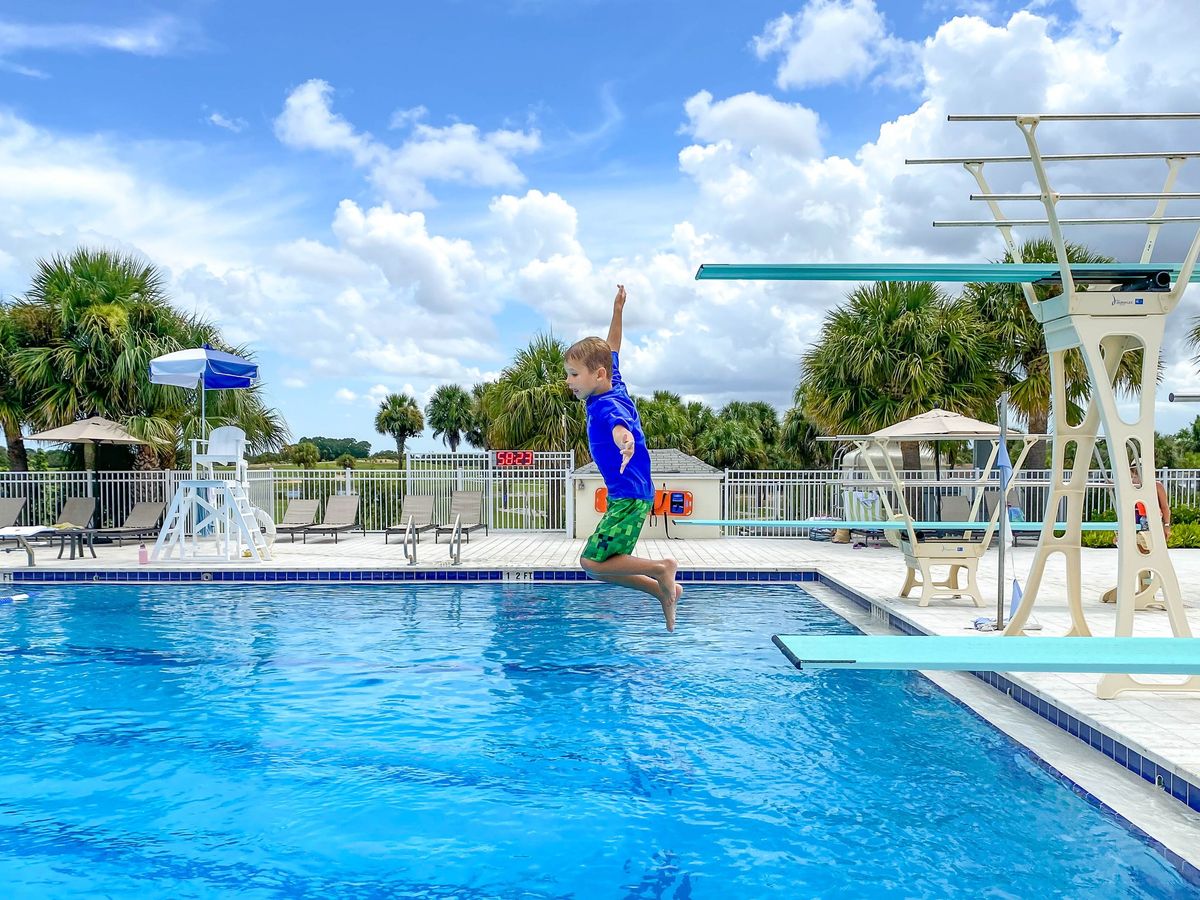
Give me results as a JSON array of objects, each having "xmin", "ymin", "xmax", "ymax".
[{"xmin": 138, "ymin": 542, "xmax": 149, "ymax": 565}]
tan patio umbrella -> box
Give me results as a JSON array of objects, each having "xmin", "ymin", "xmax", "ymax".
[
  {"xmin": 868, "ymin": 408, "xmax": 1005, "ymax": 442},
  {"xmin": 27, "ymin": 416, "xmax": 148, "ymax": 468},
  {"xmin": 27, "ymin": 417, "xmax": 150, "ymax": 524}
]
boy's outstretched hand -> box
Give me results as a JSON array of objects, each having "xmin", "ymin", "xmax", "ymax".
[
  {"xmin": 614, "ymin": 284, "xmax": 626, "ymax": 309},
  {"xmin": 615, "ymin": 426, "xmax": 635, "ymax": 472}
]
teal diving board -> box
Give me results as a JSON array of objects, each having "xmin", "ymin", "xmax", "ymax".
[
  {"xmin": 694, "ymin": 262, "xmax": 1200, "ymax": 285},
  {"xmin": 673, "ymin": 518, "xmax": 1117, "ymax": 531},
  {"xmin": 772, "ymin": 635, "xmax": 1200, "ymax": 675}
]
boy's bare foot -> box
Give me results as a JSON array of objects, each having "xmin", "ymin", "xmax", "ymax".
[{"xmin": 657, "ymin": 558, "xmax": 679, "ymax": 631}]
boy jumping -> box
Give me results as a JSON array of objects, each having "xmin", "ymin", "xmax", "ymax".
[{"xmin": 565, "ymin": 285, "xmax": 681, "ymax": 631}]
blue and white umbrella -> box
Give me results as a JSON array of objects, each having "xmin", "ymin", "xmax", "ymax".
[{"xmin": 149, "ymin": 344, "xmax": 259, "ymax": 434}]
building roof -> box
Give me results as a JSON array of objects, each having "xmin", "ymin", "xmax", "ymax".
[{"xmin": 574, "ymin": 448, "xmax": 722, "ymax": 476}]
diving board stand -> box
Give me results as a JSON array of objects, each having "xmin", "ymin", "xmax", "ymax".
[
  {"xmin": 928, "ymin": 114, "xmax": 1200, "ymax": 700},
  {"xmin": 697, "ymin": 112, "xmax": 1200, "ymax": 699},
  {"xmin": 772, "ymin": 635, "xmax": 1200, "ymax": 681}
]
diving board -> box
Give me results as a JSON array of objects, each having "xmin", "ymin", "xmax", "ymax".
[
  {"xmin": 772, "ymin": 635, "xmax": 1200, "ymax": 679},
  {"xmin": 695, "ymin": 262, "xmax": 1200, "ymax": 286},
  {"xmin": 673, "ymin": 518, "xmax": 1117, "ymax": 531}
]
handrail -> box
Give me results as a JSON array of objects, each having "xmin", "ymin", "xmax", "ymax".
[
  {"xmin": 948, "ymin": 113, "xmax": 1200, "ymax": 122},
  {"xmin": 934, "ymin": 215, "xmax": 1200, "ymax": 227},
  {"xmin": 907, "ymin": 151, "xmax": 1200, "ymax": 165},
  {"xmin": 403, "ymin": 514, "xmax": 416, "ymax": 565},
  {"xmin": 449, "ymin": 514, "xmax": 463, "ymax": 565},
  {"xmin": 970, "ymin": 192, "xmax": 1200, "ymax": 201}
]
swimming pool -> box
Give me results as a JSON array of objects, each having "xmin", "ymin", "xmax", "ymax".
[{"xmin": 0, "ymin": 582, "xmax": 1195, "ymax": 898}]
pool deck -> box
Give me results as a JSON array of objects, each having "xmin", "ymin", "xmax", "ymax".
[{"xmin": 5, "ymin": 530, "xmax": 1200, "ymax": 865}]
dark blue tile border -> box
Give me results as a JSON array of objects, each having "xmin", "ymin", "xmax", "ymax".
[{"xmin": 6, "ymin": 567, "xmax": 821, "ymax": 586}]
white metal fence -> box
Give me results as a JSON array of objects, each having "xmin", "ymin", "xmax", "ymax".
[
  {"xmin": 0, "ymin": 451, "xmax": 577, "ymax": 533},
  {"xmin": 4, "ymin": 460, "xmax": 1199, "ymax": 537},
  {"xmin": 723, "ymin": 468, "xmax": 1200, "ymax": 536}
]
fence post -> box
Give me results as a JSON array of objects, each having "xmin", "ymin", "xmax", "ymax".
[
  {"xmin": 565, "ymin": 450, "xmax": 575, "ymax": 537},
  {"xmin": 485, "ymin": 451, "xmax": 494, "ymax": 532}
]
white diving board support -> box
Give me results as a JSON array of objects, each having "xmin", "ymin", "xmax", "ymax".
[
  {"xmin": 771, "ymin": 636, "xmax": 1200, "ymax": 681},
  {"xmin": 152, "ymin": 478, "xmax": 272, "ymax": 563}
]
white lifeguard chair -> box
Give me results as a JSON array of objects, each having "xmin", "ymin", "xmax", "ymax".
[{"xmin": 153, "ymin": 426, "xmax": 273, "ymax": 562}]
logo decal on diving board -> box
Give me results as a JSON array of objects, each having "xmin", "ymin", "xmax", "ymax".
[{"xmin": 1111, "ymin": 297, "xmax": 1146, "ymax": 306}]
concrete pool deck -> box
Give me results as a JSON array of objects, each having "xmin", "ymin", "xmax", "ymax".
[{"xmin": 5, "ymin": 531, "xmax": 1200, "ymax": 871}]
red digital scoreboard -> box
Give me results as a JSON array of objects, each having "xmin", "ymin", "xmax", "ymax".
[{"xmin": 495, "ymin": 450, "xmax": 535, "ymax": 467}]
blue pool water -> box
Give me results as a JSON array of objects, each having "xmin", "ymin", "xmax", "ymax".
[{"xmin": 0, "ymin": 582, "xmax": 1195, "ymax": 898}]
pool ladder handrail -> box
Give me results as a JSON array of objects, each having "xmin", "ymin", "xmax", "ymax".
[
  {"xmin": 449, "ymin": 514, "xmax": 463, "ymax": 565},
  {"xmin": 402, "ymin": 514, "xmax": 416, "ymax": 566}
]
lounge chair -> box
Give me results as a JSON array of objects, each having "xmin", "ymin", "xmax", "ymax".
[
  {"xmin": 937, "ymin": 495, "xmax": 977, "ymax": 536},
  {"xmin": 842, "ymin": 489, "xmax": 887, "ymax": 544},
  {"xmin": 0, "ymin": 497, "xmax": 33, "ymax": 562},
  {"xmin": 275, "ymin": 499, "xmax": 320, "ymax": 543},
  {"xmin": 434, "ymin": 491, "xmax": 489, "ymax": 543},
  {"xmin": 303, "ymin": 494, "xmax": 360, "ymax": 543},
  {"xmin": 385, "ymin": 494, "xmax": 437, "ymax": 544},
  {"xmin": 53, "ymin": 497, "xmax": 96, "ymax": 529},
  {"xmin": 90, "ymin": 501, "xmax": 165, "ymax": 546},
  {"xmin": 0, "ymin": 497, "xmax": 26, "ymax": 529}
]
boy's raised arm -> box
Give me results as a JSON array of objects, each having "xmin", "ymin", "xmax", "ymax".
[{"xmin": 606, "ymin": 284, "xmax": 626, "ymax": 354}]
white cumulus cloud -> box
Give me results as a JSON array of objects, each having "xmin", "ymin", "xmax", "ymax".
[
  {"xmin": 754, "ymin": 0, "xmax": 915, "ymax": 89},
  {"xmin": 274, "ymin": 79, "xmax": 540, "ymax": 208}
]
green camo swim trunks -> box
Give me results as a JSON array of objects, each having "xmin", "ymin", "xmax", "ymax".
[{"xmin": 582, "ymin": 497, "xmax": 653, "ymax": 562}]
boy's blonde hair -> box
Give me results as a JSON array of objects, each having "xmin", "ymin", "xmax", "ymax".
[{"xmin": 565, "ymin": 336, "xmax": 611, "ymax": 374}]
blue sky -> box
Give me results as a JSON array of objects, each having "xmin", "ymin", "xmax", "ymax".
[{"xmin": 1, "ymin": 0, "xmax": 1198, "ymax": 453}]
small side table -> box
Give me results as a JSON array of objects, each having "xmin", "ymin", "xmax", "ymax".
[{"xmin": 56, "ymin": 529, "xmax": 97, "ymax": 560}]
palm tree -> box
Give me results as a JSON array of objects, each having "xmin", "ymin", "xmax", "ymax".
[
  {"xmin": 466, "ymin": 383, "xmax": 492, "ymax": 450},
  {"xmin": 9, "ymin": 248, "xmax": 289, "ymax": 467},
  {"xmin": 720, "ymin": 400, "xmax": 779, "ymax": 450},
  {"xmin": 780, "ymin": 386, "xmax": 834, "ymax": 468},
  {"xmin": 374, "ymin": 393, "xmax": 424, "ymax": 469},
  {"xmin": 483, "ymin": 333, "xmax": 588, "ymax": 458},
  {"xmin": 695, "ymin": 417, "xmax": 766, "ymax": 469},
  {"xmin": 963, "ymin": 238, "xmax": 1141, "ymax": 467},
  {"xmin": 636, "ymin": 391, "xmax": 691, "ymax": 450},
  {"xmin": 682, "ymin": 400, "xmax": 716, "ymax": 457},
  {"xmin": 801, "ymin": 281, "xmax": 1002, "ymax": 473},
  {"xmin": 425, "ymin": 384, "xmax": 475, "ymax": 453},
  {"xmin": 0, "ymin": 303, "xmax": 30, "ymax": 470}
]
